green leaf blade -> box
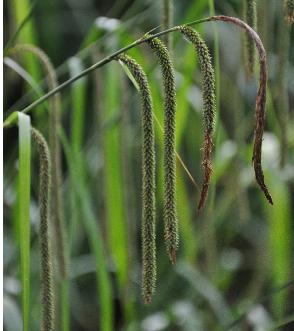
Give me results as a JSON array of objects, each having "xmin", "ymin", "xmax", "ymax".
[{"xmin": 17, "ymin": 112, "xmax": 31, "ymax": 331}]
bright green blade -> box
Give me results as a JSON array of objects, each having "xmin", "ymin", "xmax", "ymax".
[
  {"xmin": 60, "ymin": 279, "xmax": 70, "ymax": 331},
  {"xmin": 59, "ymin": 128, "xmax": 113, "ymax": 331},
  {"xmin": 267, "ymin": 177, "xmax": 292, "ymax": 317},
  {"xmin": 4, "ymin": 57, "xmax": 44, "ymax": 98},
  {"xmin": 4, "ymin": 111, "xmax": 18, "ymax": 129},
  {"xmin": 4, "ymin": 0, "xmax": 36, "ymax": 55},
  {"xmin": 102, "ymin": 63, "xmax": 128, "ymax": 290},
  {"xmin": 118, "ymin": 59, "xmax": 140, "ymax": 91},
  {"xmin": 10, "ymin": 0, "xmax": 40, "ymax": 79},
  {"xmin": 3, "ymin": 57, "xmax": 48, "ymax": 122},
  {"xmin": 17, "ymin": 112, "xmax": 31, "ymax": 331}
]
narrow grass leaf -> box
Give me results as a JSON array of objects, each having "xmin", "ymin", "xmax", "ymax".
[
  {"xmin": 4, "ymin": 0, "xmax": 36, "ymax": 55},
  {"xmin": 176, "ymin": 262, "xmax": 233, "ymax": 327},
  {"xmin": 59, "ymin": 128, "xmax": 113, "ymax": 331},
  {"xmin": 266, "ymin": 178, "xmax": 292, "ymax": 317},
  {"xmin": 17, "ymin": 112, "xmax": 31, "ymax": 331},
  {"xmin": 4, "ymin": 57, "xmax": 44, "ymax": 97},
  {"xmin": 102, "ymin": 63, "xmax": 129, "ymax": 290},
  {"xmin": 11, "ymin": 0, "xmax": 40, "ymax": 80}
]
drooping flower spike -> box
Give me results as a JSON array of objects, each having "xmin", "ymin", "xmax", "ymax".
[
  {"xmin": 179, "ymin": 26, "xmax": 216, "ymax": 211},
  {"xmin": 116, "ymin": 54, "xmax": 157, "ymax": 304},
  {"xmin": 145, "ymin": 36, "xmax": 178, "ymax": 264},
  {"xmin": 32, "ymin": 127, "xmax": 55, "ymax": 331}
]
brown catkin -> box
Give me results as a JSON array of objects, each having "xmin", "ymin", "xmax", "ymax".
[
  {"xmin": 145, "ymin": 36, "xmax": 178, "ymax": 264},
  {"xmin": 115, "ymin": 54, "xmax": 156, "ymax": 304},
  {"xmin": 244, "ymin": 0, "xmax": 257, "ymax": 76},
  {"xmin": 31, "ymin": 128, "xmax": 54, "ymax": 331},
  {"xmin": 179, "ymin": 26, "xmax": 216, "ymax": 210},
  {"xmin": 207, "ymin": 16, "xmax": 273, "ymax": 205},
  {"xmin": 11, "ymin": 44, "xmax": 68, "ymax": 278},
  {"xmin": 285, "ymin": 0, "xmax": 294, "ymax": 24}
]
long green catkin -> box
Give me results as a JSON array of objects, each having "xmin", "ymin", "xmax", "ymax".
[
  {"xmin": 31, "ymin": 128, "xmax": 54, "ymax": 331},
  {"xmin": 285, "ymin": 0, "xmax": 294, "ymax": 24},
  {"xmin": 115, "ymin": 54, "xmax": 156, "ymax": 304},
  {"xmin": 179, "ymin": 26, "xmax": 216, "ymax": 211},
  {"xmin": 11, "ymin": 44, "xmax": 68, "ymax": 278},
  {"xmin": 145, "ymin": 36, "xmax": 178, "ymax": 264},
  {"xmin": 244, "ymin": 0, "xmax": 257, "ymax": 76}
]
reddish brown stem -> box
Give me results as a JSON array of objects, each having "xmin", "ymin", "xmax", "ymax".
[{"xmin": 208, "ymin": 15, "xmax": 273, "ymax": 205}]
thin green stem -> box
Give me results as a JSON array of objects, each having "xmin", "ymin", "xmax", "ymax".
[
  {"xmin": 3, "ymin": 18, "xmax": 209, "ymax": 127},
  {"xmin": 205, "ymin": 0, "xmax": 219, "ymax": 280},
  {"xmin": 60, "ymin": 280, "xmax": 70, "ymax": 331}
]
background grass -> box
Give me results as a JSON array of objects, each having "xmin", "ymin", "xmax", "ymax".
[{"xmin": 3, "ymin": 0, "xmax": 294, "ymax": 330}]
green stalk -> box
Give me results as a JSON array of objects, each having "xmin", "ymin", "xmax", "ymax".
[
  {"xmin": 205, "ymin": 0, "xmax": 220, "ymax": 280},
  {"xmin": 60, "ymin": 280, "xmax": 70, "ymax": 331},
  {"xmin": 59, "ymin": 129, "xmax": 113, "ymax": 331},
  {"xmin": 102, "ymin": 63, "xmax": 128, "ymax": 291},
  {"xmin": 3, "ymin": 17, "xmax": 210, "ymax": 127}
]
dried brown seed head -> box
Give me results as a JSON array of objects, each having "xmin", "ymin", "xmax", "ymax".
[{"xmin": 207, "ymin": 16, "xmax": 273, "ymax": 204}]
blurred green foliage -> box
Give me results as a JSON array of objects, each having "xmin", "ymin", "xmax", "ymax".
[{"xmin": 3, "ymin": 0, "xmax": 294, "ymax": 330}]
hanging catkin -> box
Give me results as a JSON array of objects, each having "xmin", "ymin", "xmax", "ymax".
[
  {"xmin": 243, "ymin": 0, "xmax": 257, "ymax": 76},
  {"xmin": 11, "ymin": 44, "xmax": 68, "ymax": 278},
  {"xmin": 284, "ymin": 0, "xmax": 294, "ymax": 24},
  {"xmin": 145, "ymin": 36, "xmax": 178, "ymax": 264},
  {"xmin": 206, "ymin": 16, "xmax": 273, "ymax": 205},
  {"xmin": 31, "ymin": 127, "xmax": 54, "ymax": 331},
  {"xmin": 116, "ymin": 54, "xmax": 156, "ymax": 304},
  {"xmin": 179, "ymin": 26, "xmax": 216, "ymax": 210}
]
